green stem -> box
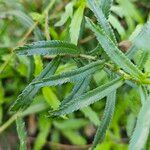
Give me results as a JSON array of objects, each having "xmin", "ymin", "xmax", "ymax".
[{"xmin": 0, "ymin": 112, "xmax": 21, "ymax": 133}]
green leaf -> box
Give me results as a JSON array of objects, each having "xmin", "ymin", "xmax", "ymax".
[
  {"xmin": 109, "ymin": 15, "xmax": 125, "ymax": 39},
  {"xmin": 101, "ymin": 0, "xmax": 113, "ymax": 19},
  {"xmin": 87, "ymin": 0, "xmax": 117, "ymax": 44},
  {"xmin": 129, "ymin": 99, "xmax": 150, "ymax": 150},
  {"xmin": 92, "ymin": 91, "xmax": 116, "ymax": 149},
  {"xmin": 62, "ymin": 130, "xmax": 87, "ymax": 145},
  {"xmin": 16, "ymin": 117, "xmax": 27, "ymax": 150},
  {"xmin": 81, "ymin": 106, "xmax": 100, "ymax": 126},
  {"xmin": 70, "ymin": 1, "xmax": 85, "ymax": 45},
  {"xmin": 55, "ymin": 2, "xmax": 73, "ymax": 27},
  {"xmin": 16, "ymin": 40, "xmax": 80, "ymax": 56},
  {"xmin": 5, "ymin": 10, "xmax": 43, "ymax": 40},
  {"xmin": 33, "ymin": 116, "xmax": 51, "ymax": 150},
  {"xmin": 42, "ymin": 87, "xmax": 60, "ymax": 110},
  {"xmin": 133, "ymin": 20, "xmax": 150, "ymax": 51},
  {"xmin": 86, "ymin": 18, "xmax": 144, "ymax": 80},
  {"xmin": 54, "ymin": 119, "xmax": 88, "ymax": 130},
  {"xmin": 60, "ymin": 77, "xmax": 91, "ymax": 107},
  {"xmin": 127, "ymin": 21, "xmax": 150, "ymax": 59},
  {"xmin": 32, "ymin": 60, "xmax": 105, "ymax": 87},
  {"xmin": 10, "ymin": 57, "xmax": 60, "ymax": 111},
  {"xmin": 51, "ymin": 77, "xmax": 123, "ymax": 116}
]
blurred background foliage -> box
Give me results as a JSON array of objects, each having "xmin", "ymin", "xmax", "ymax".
[{"xmin": 0, "ymin": 0, "xmax": 149, "ymax": 149}]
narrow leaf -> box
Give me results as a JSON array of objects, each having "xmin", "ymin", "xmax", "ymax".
[
  {"xmin": 16, "ymin": 117, "xmax": 27, "ymax": 150},
  {"xmin": 129, "ymin": 99, "xmax": 150, "ymax": 150},
  {"xmin": 70, "ymin": 2, "xmax": 85, "ymax": 45},
  {"xmin": 86, "ymin": 18, "xmax": 144, "ymax": 80},
  {"xmin": 51, "ymin": 77, "xmax": 123, "ymax": 116},
  {"xmin": 92, "ymin": 91, "xmax": 116, "ymax": 149},
  {"xmin": 87, "ymin": 0, "xmax": 117, "ymax": 44},
  {"xmin": 10, "ymin": 57, "xmax": 60, "ymax": 111},
  {"xmin": 32, "ymin": 60, "xmax": 105, "ymax": 87},
  {"xmin": 16, "ymin": 40, "xmax": 80, "ymax": 56},
  {"xmin": 101, "ymin": 0, "xmax": 113, "ymax": 19},
  {"xmin": 60, "ymin": 77, "xmax": 91, "ymax": 107}
]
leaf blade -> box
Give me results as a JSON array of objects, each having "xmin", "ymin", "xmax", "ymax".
[
  {"xmin": 51, "ymin": 77, "xmax": 123, "ymax": 116},
  {"xmin": 16, "ymin": 40, "xmax": 80, "ymax": 56}
]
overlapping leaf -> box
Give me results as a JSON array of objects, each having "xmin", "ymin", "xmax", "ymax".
[
  {"xmin": 32, "ymin": 60, "xmax": 105, "ymax": 87},
  {"xmin": 86, "ymin": 18, "xmax": 145, "ymax": 80},
  {"xmin": 101, "ymin": 0, "xmax": 113, "ymax": 19},
  {"xmin": 51, "ymin": 77, "xmax": 123, "ymax": 116},
  {"xmin": 10, "ymin": 57, "xmax": 61, "ymax": 111},
  {"xmin": 87, "ymin": 0, "xmax": 117, "ymax": 44},
  {"xmin": 16, "ymin": 40, "xmax": 81, "ymax": 56}
]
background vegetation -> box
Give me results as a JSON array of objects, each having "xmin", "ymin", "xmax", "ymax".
[{"xmin": 0, "ymin": 0, "xmax": 150, "ymax": 149}]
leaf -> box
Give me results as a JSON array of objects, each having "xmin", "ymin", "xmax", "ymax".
[
  {"xmin": 5, "ymin": 10, "xmax": 43, "ymax": 40},
  {"xmin": 129, "ymin": 99, "xmax": 150, "ymax": 150},
  {"xmin": 60, "ymin": 77, "xmax": 91, "ymax": 107},
  {"xmin": 92, "ymin": 91, "xmax": 116, "ymax": 149},
  {"xmin": 109, "ymin": 15, "xmax": 125, "ymax": 39},
  {"xmin": 32, "ymin": 60, "xmax": 105, "ymax": 87},
  {"xmin": 70, "ymin": 1, "xmax": 85, "ymax": 45},
  {"xmin": 139, "ymin": 85, "xmax": 148, "ymax": 105},
  {"xmin": 87, "ymin": 0, "xmax": 117, "ymax": 44},
  {"xmin": 100, "ymin": 0, "xmax": 113, "ymax": 19},
  {"xmin": 51, "ymin": 77, "xmax": 123, "ymax": 116},
  {"xmin": 34, "ymin": 55, "xmax": 43, "ymax": 76},
  {"xmin": 133, "ymin": 20, "xmax": 150, "ymax": 51},
  {"xmin": 86, "ymin": 18, "xmax": 145, "ymax": 80},
  {"xmin": 81, "ymin": 106, "xmax": 100, "ymax": 126},
  {"xmin": 42, "ymin": 87, "xmax": 60, "ymax": 110},
  {"xmin": 55, "ymin": 2, "xmax": 73, "ymax": 27},
  {"xmin": 16, "ymin": 117, "xmax": 27, "ymax": 150},
  {"xmin": 62, "ymin": 130, "xmax": 87, "ymax": 145},
  {"xmin": 33, "ymin": 116, "xmax": 51, "ymax": 150},
  {"xmin": 116, "ymin": 0, "xmax": 143, "ymax": 24},
  {"xmin": 16, "ymin": 40, "xmax": 81, "ymax": 56},
  {"xmin": 54, "ymin": 119, "xmax": 88, "ymax": 130},
  {"xmin": 10, "ymin": 57, "xmax": 61, "ymax": 111}
]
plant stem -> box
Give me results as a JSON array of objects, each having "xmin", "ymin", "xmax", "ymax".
[{"xmin": 0, "ymin": 112, "xmax": 21, "ymax": 133}]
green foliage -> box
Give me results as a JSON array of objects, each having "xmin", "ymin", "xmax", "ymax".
[
  {"xmin": 129, "ymin": 99, "xmax": 150, "ymax": 150},
  {"xmin": 16, "ymin": 117, "xmax": 27, "ymax": 150},
  {"xmin": 16, "ymin": 40, "xmax": 81, "ymax": 56},
  {"xmin": 52, "ymin": 78, "xmax": 123, "ymax": 116},
  {"xmin": 0, "ymin": 0, "xmax": 150, "ymax": 149},
  {"xmin": 92, "ymin": 91, "xmax": 116, "ymax": 149},
  {"xmin": 70, "ymin": 0, "xmax": 85, "ymax": 45},
  {"xmin": 10, "ymin": 57, "xmax": 60, "ymax": 111}
]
